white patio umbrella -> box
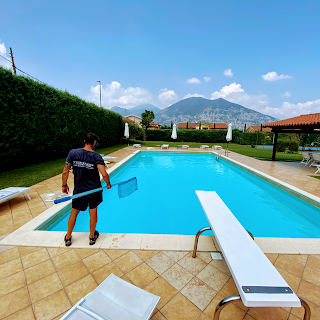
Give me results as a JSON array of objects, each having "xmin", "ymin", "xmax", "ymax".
[
  {"xmin": 124, "ymin": 122, "xmax": 130, "ymax": 146},
  {"xmin": 171, "ymin": 124, "xmax": 177, "ymax": 147},
  {"xmin": 226, "ymin": 123, "xmax": 232, "ymax": 155}
]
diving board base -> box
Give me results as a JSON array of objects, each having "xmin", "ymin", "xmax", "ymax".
[{"xmin": 213, "ymin": 295, "xmax": 311, "ymax": 320}]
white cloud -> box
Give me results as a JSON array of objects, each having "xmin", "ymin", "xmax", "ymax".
[
  {"xmin": 283, "ymin": 91, "xmax": 292, "ymax": 98},
  {"xmin": 211, "ymin": 82, "xmax": 244, "ymax": 99},
  {"xmin": 183, "ymin": 93, "xmax": 205, "ymax": 99},
  {"xmin": 158, "ymin": 88, "xmax": 178, "ymax": 105},
  {"xmin": 86, "ymin": 81, "xmax": 153, "ymax": 109},
  {"xmin": 223, "ymin": 69, "xmax": 234, "ymax": 77},
  {"xmin": 204, "ymin": 76, "xmax": 211, "ymax": 82},
  {"xmin": 0, "ymin": 40, "xmax": 11, "ymax": 69},
  {"xmin": 261, "ymin": 71, "xmax": 292, "ymax": 81},
  {"xmin": 211, "ymin": 82, "xmax": 270, "ymax": 115},
  {"xmin": 262, "ymin": 99, "xmax": 320, "ymax": 119},
  {"xmin": 187, "ymin": 77, "xmax": 201, "ymax": 84}
]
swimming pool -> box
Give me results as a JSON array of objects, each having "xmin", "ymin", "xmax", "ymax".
[{"xmin": 44, "ymin": 152, "xmax": 320, "ymax": 238}]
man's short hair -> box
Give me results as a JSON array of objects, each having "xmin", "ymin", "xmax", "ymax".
[{"xmin": 84, "ymin": 133, "xmax": 99, "ymax": 145}]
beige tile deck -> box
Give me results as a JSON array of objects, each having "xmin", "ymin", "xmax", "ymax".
[{"xmin": 1, "ymin": 147, "xmax": 320, "ymax": 319}]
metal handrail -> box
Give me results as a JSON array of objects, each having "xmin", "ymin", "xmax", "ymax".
[{"xmin": 215, "ymin": 149, "xmax": 224, "ymax": 161}]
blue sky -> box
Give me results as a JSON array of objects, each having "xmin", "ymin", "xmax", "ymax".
[{"xmin": 1, "ymin": 0, "xmax": 320, "ymax": 119}]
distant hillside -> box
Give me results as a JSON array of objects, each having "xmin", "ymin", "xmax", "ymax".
[
  {"xmin": 110, "ymin": 104, "xmax": 161, "ymax": 117},
  {"xmin": 154, "ymin": 97, "xmax": 277, "ymax": 129}
]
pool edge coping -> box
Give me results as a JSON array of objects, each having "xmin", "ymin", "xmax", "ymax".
[{"xmin": 1, "ymin": 149, "xmax": 320, "ymax": 254}]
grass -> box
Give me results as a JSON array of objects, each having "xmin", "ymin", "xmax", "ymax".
[
  {"xmin": 130, "ymin": 140, "xmax": 303, "ymax": 162},
  {"xmin": 0, "ymin": 143, "xmax": 127, "ymax": 190},
  {"xmin": 0, "ymin": 140, "xmax": 303, "ymax": 190}
]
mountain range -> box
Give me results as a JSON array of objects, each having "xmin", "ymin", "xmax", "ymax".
[
  {"xmin": 110, "ymin": 104, "xmax": 161, "ymax": 117},
  {"xmin": 153, "ymin": 98, "xmax": 277, "ymax": 129},
  {"xmin": 110, "ymin": 98, "xmax": 277, "ymax": 129}
]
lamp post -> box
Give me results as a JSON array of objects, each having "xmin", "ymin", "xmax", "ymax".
[{"xmin": 97, "ymin": 81, "xmax": 101, "ymax": 107}]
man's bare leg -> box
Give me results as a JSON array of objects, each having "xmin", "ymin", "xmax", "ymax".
[
  {"xmin": 89, "ymin": 207, "xmax": 97, "ymax": 239},
  {"xmin": 66, "ymin": 208, "xmax": 80, "ymax": 239}
]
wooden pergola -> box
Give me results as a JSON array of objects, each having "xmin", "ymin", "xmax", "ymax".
[{"xmin": 263, "ymin": 113, "xmax": 320, "ymax": 161}]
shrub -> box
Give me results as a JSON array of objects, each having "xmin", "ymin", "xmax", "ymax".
[
  {"xmin": 146, "ymin": 129, "xmax": 228, "ymax": 143},
  {"xmin": 288, "ymin": 140, "xmax": 299, "ymax": 152},
  {"xmin": 0, "ymin": 67, "xmax": 123, "ymax": 170},
  {"xmin": 276, "ymin": 140, "xmax": 288, "ymax": 152}
]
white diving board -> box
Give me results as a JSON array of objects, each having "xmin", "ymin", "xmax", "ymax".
[{"xmin": 193, "ymin": 191, "xmax": 311, "ymax": 320}]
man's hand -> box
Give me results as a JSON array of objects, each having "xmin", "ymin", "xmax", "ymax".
[
  {"xmin": 62, "ymin": 161, "xmax": 71, "ymax": 194},
  {"xmin": 97, "ymin": 164, "xmax": 112, "ymax": 189},
  {"xmin": 62, "ymin": 186, "xmax": 70, "ymax": 194}
]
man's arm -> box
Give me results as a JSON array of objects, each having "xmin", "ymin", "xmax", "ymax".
[
  {"xmin": 97, "ymin": 164, "xmax": 112, "ymax": 189},
  {"xmin": 62, "ymin": 161, "xmax": 71, "ymax": 194}
]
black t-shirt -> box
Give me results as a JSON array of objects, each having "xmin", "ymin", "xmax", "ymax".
[{"xmin": 66, "ymin": 148, "xmax": 105, "ymax": 195}]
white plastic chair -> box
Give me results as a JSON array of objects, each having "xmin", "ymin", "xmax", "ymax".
[
  {"xmin": 60, "ymin": 274, "xmax": 160, "ymax": 320},
  {"xmin": 102, "ymin": 156, "xmax": 117, "ymax": 163},
  {"xmin": 0, "ymin": 187, "xmax": 31, "ymax": 204}
]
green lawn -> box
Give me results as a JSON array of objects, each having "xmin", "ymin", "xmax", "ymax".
[
  {"xmin": 0, "ymin": 141, "xmax": 303, "ymax": 190},
  {"xmin": 131, "ymin": 140, "xmax": 302, "ymax": 162}
]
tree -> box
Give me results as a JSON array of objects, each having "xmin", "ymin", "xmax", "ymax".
[
  {"xmin": 170, "ymin": 121, "xmax": 173, "ymax": 129},
  {"xmin": 244, "ymin": 123, "xmax": 247, "ymax": 132},
  {"xmin": 186, "ymin": 122, "xmax": 189, "ymax": 129},
  {"xmin": 141, "ymin": 110, "xmax": 155, "ymax": 134}
]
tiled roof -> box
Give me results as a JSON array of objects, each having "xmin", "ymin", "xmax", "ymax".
[
  {"xmin": 178, "ymin": 123, "xmax": 197, "ymax": 128},
  {"xmin": 122, "ymin": 117, "xmax": 134, "ymax": 123},
  {"xmin": 263, "ymin": 113, "xmax": 320, "ymax": 128},
  {"xmin": 214, "ymin": 123, "xmax": 228, "ymax": 129},
  {"xmin": 250, "ymin": 125, "xmax": 272, "ymax": 132},
  {"xmin": 178, "ymin": 122, "xmax": 227, "ymax": 129}
]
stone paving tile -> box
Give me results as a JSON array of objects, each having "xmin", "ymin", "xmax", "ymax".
[
  {"xmin": 162, "ymin": 263, "xmax": 194, "ymax": 291},
  {"xmin": 146, "ymin": 251, "xmax": 176, "ymax": 275}
]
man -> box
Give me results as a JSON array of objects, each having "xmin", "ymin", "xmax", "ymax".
[{"xmin": 61, "ymin": 133, "xmax": 112, "ymax": 246}]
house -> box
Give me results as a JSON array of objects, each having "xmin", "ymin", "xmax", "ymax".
[
  {"xmin": 125, "ymin": 114, "xmax": 142, "ymax": 127},
  {"xmin": 246, "ymin": 125, "xmax": 272, "ymax": 133},
  {"xmin": 148, "ymin": 122, "xmax": 161, "ymax": 129},
  {"xmin": 178, "ymin": 122, "xmax": 228, "ymax": 130},
  {"xmin": 122, "ymin": 117, "xmax": 134, "ymax": 123}
]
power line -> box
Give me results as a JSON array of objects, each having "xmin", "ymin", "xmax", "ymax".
[{"xmin": 0, "ymin": 53, "xmax": 47, "ymax": 85}]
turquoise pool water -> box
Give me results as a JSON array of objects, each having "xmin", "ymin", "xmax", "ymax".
[{"xmin": 46, "ymin": 152, "xmax": 320, "ymax": 238}]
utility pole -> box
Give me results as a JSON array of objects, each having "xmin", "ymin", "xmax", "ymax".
[
  {"xmin": 10, "ymin": 48, "xmax": 16, "ymax": 75},
  {"xmin": 97, "ymin": 81, "xmax": 101, "ymax": 107}
]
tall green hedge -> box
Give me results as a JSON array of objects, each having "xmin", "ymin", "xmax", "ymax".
[
  {"xmin": 232, "ymin": 131, "xmax": 273, "ymax": 146},
  {"xmin": 0, "ymin": 67, "xmax": 123, "ymax": 170},
  {"xmin": 146, "ymin": 129, "xmax": 228, "ymax": 142}
]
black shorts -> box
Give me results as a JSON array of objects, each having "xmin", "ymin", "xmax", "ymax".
[{"xmin": 72, "ymin": 193, "xmax": 103, "ymax": 211}]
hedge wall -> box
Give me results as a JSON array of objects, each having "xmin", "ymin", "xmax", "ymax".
[
  {"xmin": 232, "ymin": 131, "xmax": 273, "ymax": 146},
  {"xmin": 0, "ymin": 67, "xmax": 123, "ymax": 170},
  {"xmin": 146, "ymin": 129, "xmax": 228, "ymax": 142}
]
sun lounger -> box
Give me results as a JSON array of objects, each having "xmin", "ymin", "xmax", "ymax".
[
  {"xmin": 104, "ymin": 161, "xmax": 110, "ymax": 168},
  {"xmin": 309, "ymin": 153, "xmax": 320, "ymax": 168},
  {"xmin": 102, "ymin": 156, "xmax": 117, "ymax": 163},
  {"xmin": 200, "ymin": 145, "xmax": 209, "ymax": 149},
  {"xmin": 0, "ymin": 187, "xmax": 31, "ymax": 204},
  {"xmin": 133, "ymin": 144, "xmax": 141, "ymax": 148},
  {"xmin": 146, "ymin": 147, "xmax": 153, "ymax": 150},
  {"xmin": 60, "ymin": 273, "xmax": 160, "ymax": 320},
  {"xmin": 192, "ymin": 191, "xmax": 311, "ymax": 320},
  {"xmin": 300, "ymin": 152, "xmax": 312, "ymax": 166},
  {"xmin": 161, "ymin": 144, "xmax": 169, "ymax": 149},
  {"xmin": 212, "ymin": 145, "xmax": 222, "ymax": 150},
  {"xmin": 181, "ymin": 145, "xmax": 189, "ymax": 149}
]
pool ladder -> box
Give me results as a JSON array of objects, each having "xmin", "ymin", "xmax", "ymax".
[{"xmin": 215, "ymin": 149, "xmax": 224, "ymax": 161}]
